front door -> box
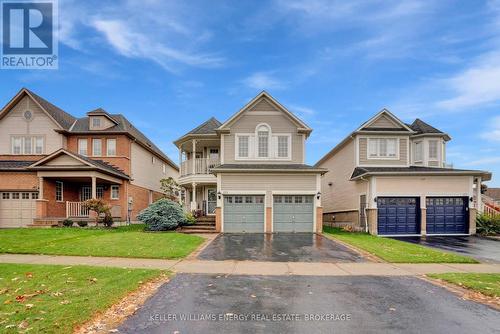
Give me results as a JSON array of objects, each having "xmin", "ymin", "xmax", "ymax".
[
  {"xmin": 207, "ymin": 188, "xmax": 217, "ymax": 215},
  {"xmin": 80, "ymin": 186, "xmax": 104, "ymax": 201}
]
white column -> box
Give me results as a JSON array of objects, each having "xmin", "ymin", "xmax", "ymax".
[
  {"xmin": 192, "ymin": 139, "xmax": 196, "ymax": 174},
  {"xmin": 476, "ymin": 177, "xmax": 482, "ymax": 212},
  {"xmin": 38, "ymin": 177, "xmax": 44, "ymax": 199},
  {"xmin": 191, "ymin": 182, "xmax": 197, "ymax": 211},
  {"xmin": 91, "ymin": 176, "xmax": 97, "ymax": 199}
]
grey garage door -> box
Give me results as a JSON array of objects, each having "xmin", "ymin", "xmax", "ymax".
[
  {"xmin": 223, "ymin": 195, "xmax": 264, "ymax": 233},
  {"xmin": 273, "ymin": 195, "xmax": 314, "ymax": 232},
  {"xmin": 0, "ymin": 192, "xmax": 38, "ymax": 228}
]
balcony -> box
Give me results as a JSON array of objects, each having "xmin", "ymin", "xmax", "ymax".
[{"xmin": 180, "ymin": 157, "xmax": 220, "ymax": 177}]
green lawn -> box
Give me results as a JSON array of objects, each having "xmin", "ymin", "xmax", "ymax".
[
  {"xmin": 0, "ymin": 263, "xmax": 164, "ymax": 333},
  {"xmin": 324, "ymin": 227, "xmax": 477, "ymax": 263},
  {"xmin": 428, "ymin": 273, "xmax": 500, "ymax": 297},
  {"xmin": 0, "ymin": 225, "xmax": 204, "ymax": 259}
]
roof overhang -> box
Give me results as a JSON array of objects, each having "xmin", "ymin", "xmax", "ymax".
[
  {"xmin": 211, "ymin": 167, "xmax": 327, "ymax": 175},
  {"xmin": 173, "ymin": 133, "xmax": 219, "ymax": 148},
  {"xmin": 351, "ymin": 170, "xmax": 492, "ymax": 181},
  {"xmin": 356, "ymin": 108, "xmax": 415, "ymax": 133},
  {"xmin": 410, "ymin": 133, "xmax": 452, "ymax": 141}
]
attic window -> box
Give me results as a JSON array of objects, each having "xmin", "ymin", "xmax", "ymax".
[{"xmin": 92, "ymin": 118, "xmax": 101, "ymax": 128}]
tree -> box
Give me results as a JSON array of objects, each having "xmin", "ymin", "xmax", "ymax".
[
  {"xmin": 160, "ymin": 177, "xmax": 181, "ymax": 200},
  {"xmin": 137, "ymin": 198, "xmax": 187, "ymax": 231},
  {"xmin": 82, "ymin": 199, "xmax": 112, "ymax": 226}
]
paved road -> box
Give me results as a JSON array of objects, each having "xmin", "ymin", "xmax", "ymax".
[
  {"xmin": 118, "ymin": 274, "xmax": 500, "ymax": 334},
  {"xmin": 198, "ymin": 233, "xmax": 366, "ymax": 262},
  {"xmin": 393, "ymin": 236, "xmax": 500, "ymax": 263}
]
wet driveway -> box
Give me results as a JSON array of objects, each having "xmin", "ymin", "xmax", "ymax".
[
  {"xmin": 118, "ymin": 274, "xmax": 500, "ymax": 334},
  {"xmin": 197, "ymin": 233, "xmax": 366, "ymax": 262},
  {"xmin": 392, "ymin": 236, "xmax": 500, "ymax": 263}
]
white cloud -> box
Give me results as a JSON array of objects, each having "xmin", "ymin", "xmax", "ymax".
[
  {"xmin": 480, "ymin": 116, "xmax": 500, "ymax": 141},
  {"xmin": 242, "ymin": 72, "xmax": 286, "ymax": 90},
  {"xmin": 463, "ymin": 156, "xmax": 500, "ymax": 166}
]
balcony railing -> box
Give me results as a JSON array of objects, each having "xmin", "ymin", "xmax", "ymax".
[
  {"xmin": 66, "ymin": 201, "xmax": 90, "ymax": 218},
  {"xmin": 180, "ymin": 158, "xmax": 220, "ymax": 176}
]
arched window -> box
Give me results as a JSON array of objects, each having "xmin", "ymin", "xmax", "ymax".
[{"xmin": 256, "ymin": 124, "xmax": 270, "ymax": 158}]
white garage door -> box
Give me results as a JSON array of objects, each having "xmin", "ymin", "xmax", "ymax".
[{"xmin": 0, "ymin": 192, "xmax": 38, "ymax": 228}]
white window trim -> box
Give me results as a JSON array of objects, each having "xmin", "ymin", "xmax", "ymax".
[
  {"xmin": 256, "ymin": 123, "xmax": 271, "ymax": 159},
  {"xmin": 55, "ymin": 181, "xmax": 63, "ymax": 202},
  {"xmin": 414, "ymin": 140, "xmax": 423, "ymax": 163},
  {"xmin": 367, "ymin": 137, "xmax": 400, "ymax": 160},
  {"xmin": 92, "ymin": 117, "xmax": 101, "ymax": 128},
  {"xmin": 428, "ymin": 140, "xmax": 439, "ymax": 161},
  {"xmin": 274, "ymin": 134, "xmax": 292, "ymax": 160},
  {"xmin": 235, "ymin": 133, "xmax": 252, "ymax": 160},
  {"xmin": 92, "ymin": 138, "xmax": 102, "ymax": 156},
  {"xmin": 106, "ymin": 138, "xmax": 116, "ymax": 156},
  {"xmin": 78, "ymin": 138, "xmax": 88, "ymax": 156},
  {"xmin": 110, "ymin": 185, "xmax": 119, "ymax": 200},
  {"xmin": 234, "ymin": 130, "xmax": 292, "ymax": 161},
  {"xmin": 10, "ymin": 135, "xmax": 45, "ymax": 155}
]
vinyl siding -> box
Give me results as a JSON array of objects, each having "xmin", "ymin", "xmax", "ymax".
[
  {"xmin": 358, "ymin": 137, "xmax": 408, "ymax": 166},
  {"xmin": 317, "ymin": 139, "xmax": 368, "ymax": 213},
  {"xmin": 223, "ymin": 113, "xmax": 304, "ymax": 164},
  {"xmin": 376, "ymin": 176, "xmax": 471, "ymax": 197},
  {"xmin": 130, "ymin": 142, "xmax": 178, "ymax": 192},
  {"xmin": 0, "ymin": 96, "xmax": 64, "ymax": 155},
  {"xmin": 220, "ymin": 173, "xmax": 317, "ymax": 206},
  {"xmin": 89, "ymin": 116, "xmax": 115, "ymax": 130}
]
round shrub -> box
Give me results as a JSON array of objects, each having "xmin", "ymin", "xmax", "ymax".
[
  {"xmin": 102, "ymin": 214, "xmax": 114, "ymax": 227},
  {"xmin": 184, "ymin": 212, "xmax": 196, "ymax": 225},
  {"xmin": 137, "ymin": 198, "xmax": 187, "ymax": 231},
  {"xmin": 62, "ymin": 219, "xmax": 73, "ymax": 227},
  {"xmin": 77, "ymin": 221, "xmax": 88, "ymax": 227}
]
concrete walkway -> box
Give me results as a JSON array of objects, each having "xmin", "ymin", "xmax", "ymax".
[{"xmin": 1, "ymin": 253, "xmax": 500, "ymax": 276}]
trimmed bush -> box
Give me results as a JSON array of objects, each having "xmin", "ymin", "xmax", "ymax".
[
  {"xmin": 62, "ymin": 219, "xmax": 73, "ymax": 227},
  {"xmin": 77, "ymin": 221, "xmax": 88, "ymax": 227},
  {"xmin": 137, "ymin": 198, "xmax": 187, "ymax": 231},
  {"xmin": 184, "ymin": 212, "xmax": 196, "ymax": 225},
  {"xmin": 103, "ymin": 214, "xmax": 114, "ymax": 227},
  {"xmin": 476, "ymin": 214, "xmax": 500, "ymax": 236}
]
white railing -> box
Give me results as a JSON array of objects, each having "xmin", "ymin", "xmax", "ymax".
[
  {"xmin": 180, "ymin": 158, "xmax": 219, "ymax": 176},
  {"xmin": 66, "ymin": 201, "xmax": 90, "ymax": 218}
]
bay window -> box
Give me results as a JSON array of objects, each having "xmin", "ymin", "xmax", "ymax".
[
  {"xmin": 414, "ymin": 141, "xmax": 423, "ymax": 162},
  {"xmin": 428, "ymin": 140, "xmax": 438, "ymax": 160}
]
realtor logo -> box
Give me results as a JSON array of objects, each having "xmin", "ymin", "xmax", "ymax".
[{"xmin": 1, "ymin": 0, "xmax": 58, "ymax": 69}]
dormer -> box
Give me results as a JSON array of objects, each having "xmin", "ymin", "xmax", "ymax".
[{"xmin": 87, "ymin": 108, "xmax": 118, "ymax": 130}]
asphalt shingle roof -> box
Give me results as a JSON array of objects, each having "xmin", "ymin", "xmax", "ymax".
[
  {"xmin": 186, "ymin": 117, "xmax": 222, "ymax": 135},
  {"xmin": 26, "ymin": 89, "xmax": 76, "ymax": 130},
  {"xmin": 408, "ymin": 119, "xmax": 444, "ymax": 135},
  {"xmin": 351, "ymin": 166, "xmax": 487, "ymax": 179},
  {"xmin": 0, "ymin": 160, "xmax": 34, "ymax": 170}
]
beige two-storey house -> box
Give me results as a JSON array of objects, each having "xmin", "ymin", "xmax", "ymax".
[
  {"xmin": 316, "ymin": 109, "xmax": 491, "ymax": 236},
  {"xmin": 174, "ymin": 92, "xmax": 326, "ymax": 233},
  {"xmin": 0, "ymin": 88, "xmax": 178, "ymax": 228}
]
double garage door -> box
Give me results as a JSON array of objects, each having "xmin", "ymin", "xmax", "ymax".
[
  {"xmin": 223, "ymin": 194, "xmax": 314, "ymax": 233},
  {"xmin": 0, "ymin": 192, "xmax": 38, "ymax": 228},
  {"xmin": 377, "ymin": 196, "xmax": 468, "ymax": 235}
]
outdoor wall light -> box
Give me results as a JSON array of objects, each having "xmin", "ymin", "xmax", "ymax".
[
  {"xmin": 374, "ymin": 197, "xmax": 377, "ymax": 202},
  {"xmin": 469, "ymin": 197, "xmax": 474, "ymax": 202},
  {"xmin": 316, "ymin": 192, "xmax": 321, "ymax": 200},
  {"xmin": 217, "ymin": 191, "xmax": 221, "ymax": 200},
  {"xmin": 328, "ymin": 182, "xmax": 333, "ymax": 186}
]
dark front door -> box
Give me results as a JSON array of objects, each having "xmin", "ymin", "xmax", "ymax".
[
  {"xmin": 377, "ymin": 197, "xmax": 420, "ymax": 235},
  {"xmin": 426, "ymin": 197, "xmax": 468, "ymax": 234}
]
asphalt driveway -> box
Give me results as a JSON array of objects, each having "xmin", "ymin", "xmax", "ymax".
[
  {"xmin": 393, "ymin": 236, "xmax": 500, "ymax": 263},
  {"xmin": 118, "ymin": 274, "xmax": 500, "ymax": 334},
  {"xmin": 197, "ymin": 233, "xmax": 366, "ymax": 262}
]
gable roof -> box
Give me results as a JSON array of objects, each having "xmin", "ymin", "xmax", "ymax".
[
  {"xmin": 86, "ymin": 108, "xmax": 119, "ymax": 124},
  {"xmin": 0, "ymin": 88, "xmax": 76, "ymax": 130},
  {"xmin": 28, "ymin": 149, "xmax": 130, "ymax": 179},
  {"xmin": 173, "ymin": 117, "xmax": 222, "ymax": 147},
  {"xmin": 357, "ymin": 108, "xmax": 414, "ymax": 132},
  {"xmin": 217, "ymin": 91, "xmax": 312, "ymax": 135},
  {"xmin": 408, "ymin": 118, "xmax": 450, "ymax": 140}
]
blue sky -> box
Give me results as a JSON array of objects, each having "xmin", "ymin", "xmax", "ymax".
[{"xmin": 1, "ymin": 0, "xmax": 500, "ymax": 185}]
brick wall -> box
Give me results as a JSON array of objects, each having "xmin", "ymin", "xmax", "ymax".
[
  {"xmin": 0, "ymin": 172, "xmax": 38, "ymax": 190},
  {"xmin": 128, "ymin": 183, "xmax": 164, "ymax": 221}
]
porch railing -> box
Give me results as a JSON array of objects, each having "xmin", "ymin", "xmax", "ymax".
[
  {"xmin": 180, "ymin": 158, "xmax": 220, "ymax": 176},
  {"xmin": 66, "ymin": 201, "xmax": 90, "ymax": 218}
]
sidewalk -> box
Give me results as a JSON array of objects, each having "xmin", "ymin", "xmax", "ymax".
[{"xmin": 1, "ymin": 253, "xmax": 500, "ymax": 276}]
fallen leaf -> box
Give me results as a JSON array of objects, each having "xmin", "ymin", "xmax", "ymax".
[
  {"xmin": 89, "ymin": 277, "xmax": 98, "ymax": 283},
  {"xmin": 52, "ymin": 291, "xmax": 63, "ymax": 297},
  {"xmin": 3, "ymin": 300, "xmax": 12, "ymax": 305},
  {"xmin": 11, "ymin": 277, "xmax": 19, "ymax": 282},
  {"xmin": 250, "ymin": 294, "xmax": 256, "ymax": 298},
  {"xmin": 108, "ymin": 329, "xmax": 119, "ymax": 333},
  {"xmin": 25, "ymin": 304, "xmax": 34, "ymax": 309},
  {"xmin": 389, "ymin": 307, "xmax": 396, "ymax": 311},
  {"xmin": 60, "ymin": 300, "xmax": 71, "ymax": 305},
  {"xmin": 25, "ymin": 272, "xmax": 33, "ymax": 279},
  {"xmin": 18, "ymin": 320, "xmax": 29, "ymax": 329},
  {"xmin": 0, "ymin": 288, "xmax": 8, "ymax": 295},
  {"xmin": 5, "ymin": 324, "xmax": 15, "ymax": 329}
]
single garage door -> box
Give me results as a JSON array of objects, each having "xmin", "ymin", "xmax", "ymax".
[
  {"xmin": 377, "ymin": 197, "xmax": 420, "ymax": 235},
  {"xmin": 0, "ymin": 192, "xmax": 38, "ymax": 228},
  {"xmin": 426, "ymin": 197, "xmax": 468, "ymax": 234},
  {"xmin": 223, "ymin": 195, "xmax": 264, "ymax": 233},
  {"xmin": 273, "ymin": 195, "xmax": 314, "ymax": 232}
]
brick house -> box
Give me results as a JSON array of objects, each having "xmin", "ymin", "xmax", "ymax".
[{"xmin": 0, "ymin": 88, "xmax": 178, "ymax": 227}]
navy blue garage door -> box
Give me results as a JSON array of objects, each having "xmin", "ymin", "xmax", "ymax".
[
  {"xmin": 426, "ymin": 197, "xmax": 468, "ymax": 234},
  {"xmin": 377, "ymin": 197, "xmax": 420, "ymax": 235}
]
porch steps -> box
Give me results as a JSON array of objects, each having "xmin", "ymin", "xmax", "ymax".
[
  {"xmin": 29, "ymin": 218, "xmax": 61, "ymax": 228},
  {"xmin": 179, "ymin": 216, "xmax": 216, "ymax": 234}
]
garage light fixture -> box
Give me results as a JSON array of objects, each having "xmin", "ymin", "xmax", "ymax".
[
  {"xmin": 217, "ymin": 191, "xmax": 221, "ymax": 200},
  {"xmin": 469, "ymin": 197, "xmax": 474, "ymax": 202},
  {"xmin": 374, "ymin": 197, "xmax": 377, "ymax": 202},
  {"xmin": 316, "ymin": 192, "xmax": 321, "ymax": 200}
]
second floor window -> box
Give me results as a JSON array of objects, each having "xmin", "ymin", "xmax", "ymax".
[
  {"xmin": 257, "ymin": 125, "xmax": 269, "ymax": 158},
  {"xmin": 368, "ymin": 138, "xmax": 397, "ymax": 159},
  {"xmin": 277, "ymin": 136, "xmax": 289, "ymax": 158},
  {"xmin": 11, "ymin": 136, "xmax": 44, "ymax": 155},
  {"xmin": 238, "ymin": 136, "xmax": 249, "ymax": 158},
  {"xmin": 92, "ymin": 139, "xmax": 102, "ymax": 156},
  {"xmin": 428, "ymin": 140, "xmax": 438, "ymax": 160},
  {"xmin": 414, "ymin": 141, "xmax": 423, "ymax": 162},
  {"xmin": 106, "ymin": 139, "xmax": 116, "ymax": 156},
  {"xmin": 78, "ymin": 139, "xmax": 88, "ymax": 156},
  {"xmin": 92, "ymin": 117, "xmax": 101, "ymax": 128}
]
